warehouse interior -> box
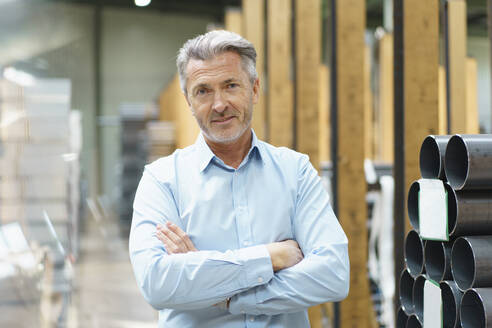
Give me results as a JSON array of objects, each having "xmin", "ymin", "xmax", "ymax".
[{"xmin": 0, "ymin": 0, "xmax": 490, "ymax": 327}]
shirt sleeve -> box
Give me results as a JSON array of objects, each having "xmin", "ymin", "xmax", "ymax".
[
  {"xmin": 228, "ymin": 155, "xmax": 350, "ymax": 315},
  {"xmin": 129, "ymin": 167, "xmax": 274, "ymax": 311}
]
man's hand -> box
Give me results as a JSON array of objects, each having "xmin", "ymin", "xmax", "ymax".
[
  {"xmin": 265, "ymin": 240, "xmax": 304, "ymax": 272},
  {"xmin": 155, "ymin": 223, "xmax": 303, "ymax": 272},
  {"xmin": 156, "ymin": 222, "xmax": 197, "ymax": 254}
]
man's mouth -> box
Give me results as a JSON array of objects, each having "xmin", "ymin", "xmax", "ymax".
[{"xmin": 211, "ymin": 116, "xmax": 235, "ymax": 124}]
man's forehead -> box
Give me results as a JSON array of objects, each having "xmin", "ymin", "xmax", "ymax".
[{"xmin": 186, "ymin": 52, "xmax": 245, "ymax": 86}]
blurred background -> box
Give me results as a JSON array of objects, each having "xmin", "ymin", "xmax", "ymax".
[{"xmin": 0, "ymin": 0, "xmax": 489, "ymax": 327}]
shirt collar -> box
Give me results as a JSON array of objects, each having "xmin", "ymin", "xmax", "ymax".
[{"xmin": 194, "ymin": 129, "xmax": 264, "ymax": 172}]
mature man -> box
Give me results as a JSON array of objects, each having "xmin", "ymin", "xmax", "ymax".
[{"xmin": 129, "ymin": 30, "xmax": 349, "ymax": 328}]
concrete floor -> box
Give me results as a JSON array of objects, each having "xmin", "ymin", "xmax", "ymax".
[{"xmin": 67, "ymin": 215, "xmax": 158, "ymax": 328}]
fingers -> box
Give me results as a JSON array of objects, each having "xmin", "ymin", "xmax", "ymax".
[
  {"xmin": 166, "ymin": 222, "xmax": 197, "ymax": 251},
  {"xmin": 155, "ymin": 228, "xmax": 179, "ymax": 254},
  {"xmin": 155, "ymin": 222, "xmax": 197, "ymax": 254}
]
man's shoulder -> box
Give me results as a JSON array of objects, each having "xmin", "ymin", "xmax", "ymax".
[
  {"xmin": 258, "ymin": 139, "xmax": 310, "ymax": 166},
  {"xmin": 145, "ymin": 144, "xmax": 196, "ymax": 181}
]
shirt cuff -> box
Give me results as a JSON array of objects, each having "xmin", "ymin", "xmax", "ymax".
[
  {"xmin": 235, "ymin": 244, "xmax": 273, "ymax": 289},
  {"xmin": 228, "ymin": 245, "xmax": 273, "ymax": 315},
  {"xmin": 228, "ymin": 287, "xmax": 257, "ymax": 315}
]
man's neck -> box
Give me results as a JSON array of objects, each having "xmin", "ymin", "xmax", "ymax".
[{"xmin": 204, "ymin": 129, "xmax": 252, "ymax": 169}]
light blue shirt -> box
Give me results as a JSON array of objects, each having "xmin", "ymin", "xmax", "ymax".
[{"xmin": 129, "ymin": 130, "xmax": 349, "ymax": 328}]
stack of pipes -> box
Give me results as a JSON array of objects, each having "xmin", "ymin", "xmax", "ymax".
[{"xmin": 397, "ymin": 134, "xmax": 492, "ymax": 328}]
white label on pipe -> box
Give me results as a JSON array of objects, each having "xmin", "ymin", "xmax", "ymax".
[
  {"xmin": 419, "ymin": 178, "xmax": 448, "ymax": 241},
  {"xmin": 423, "ymin": 279, "xmax": 442, "ymax": 328}
]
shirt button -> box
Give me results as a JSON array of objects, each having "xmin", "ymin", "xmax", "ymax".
[
  {"xmin": 243, "ymin": 241, "xmax": 250, "ymax": 246},
  {"xmin": 258, "ymin": 277, "xmax": 263, "ymax": 283}
]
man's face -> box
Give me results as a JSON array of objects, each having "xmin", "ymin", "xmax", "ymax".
[{"xmin": 185, "ymin": 51, "xmax": 259, "ymax": 144}]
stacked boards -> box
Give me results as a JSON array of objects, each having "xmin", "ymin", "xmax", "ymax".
[
  {"xmin": 398, "ymin": 134, "xmax": 492, "ymax": 328},
  {"xmin": 0, "ymin": 78, "xmax": 81, "ymax": 325},
  {"xmin": 0, "ymin": 78, "xmax": 81, "ymax": 258}
]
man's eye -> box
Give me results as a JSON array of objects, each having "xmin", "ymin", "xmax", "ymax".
[
  {"xmin": 196, "ymin": 89, "xmax": 207, "ymax": 96},
  {"xmin": 228, "ymin": 83, "xmax": 238, "ymax": 89}
]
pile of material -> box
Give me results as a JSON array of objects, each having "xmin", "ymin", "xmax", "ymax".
[{"xmin": 397, "ymin": 134, "xmax": 492, "ymax": 328}]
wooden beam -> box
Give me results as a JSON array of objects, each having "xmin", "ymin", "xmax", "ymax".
[
  {"xmin": 377, "ymin": 33, "xmax": 393, "ymax": 163},
  {"xmin": 393, "ymin": 0, "xmax": 440, "ymax": 323},
  {"xmin": 242, "ymin": 0, "xmax": 266, "ymax": 140},
  {"xmin": 466, "ymin": 57, "xmax": 479, "ymax": 133},
  {"xmin": 225, "ymin": 7, "xmax": 243, "ymax": 35},
  {"xmin": 403, "ymin": 0, "xmax": 439, "ymax": 225},
  {"xmin": 159, "ymin": 77, "xmax": 176, "ymax": 122},
  {"xmin": 308, "ymin": 306, "xmax": 323, "ymax": 328},
  {"xmin": 295, "ymin": 0, "xmax": 324, "ymax": 320},
  {"xmin": 447, "ymin": 0, "xmax": 467, "ymax": 133},
  {"xmin": 334, "ymin": 0, "xmax": 372, "ymax": 327},
  {"xmin": 438, "ymin": 66, "xmax": 448, "ymax": 135},
  {"xmin": 159, "ymin": 75, "xmax": 199, "ymax": 149},
  {"xmin": 267, "ymin": 0, "xmax": 293, "ymax": 147},
  {"xmin": 295, "ymin": 0, "xmax": 321, "ymax": 170},
  {"xmin": 319, "ymin": 64, "xmax": 330, "ymax": 164},
  {"xmin": 364, "ymin": 45, "xmax": 374, "ymax": 160}
]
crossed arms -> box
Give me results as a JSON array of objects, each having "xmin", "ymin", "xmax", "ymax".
[
  {"xmin": 129, "ymin": 157, "xmax": 350, "ymax": 315},
  {"xmin": 156, "ymin": 221, "xmax": 303, "ymax": 273}
]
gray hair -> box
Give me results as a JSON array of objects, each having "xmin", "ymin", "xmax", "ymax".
[{"xmin": 176, "ymin": 30, "xmax": 257, "ymax": 95}]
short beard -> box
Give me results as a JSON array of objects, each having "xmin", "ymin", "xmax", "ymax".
[{"xmin": 194, "ymin": 106, "xmax": 253, "ymax": 144}]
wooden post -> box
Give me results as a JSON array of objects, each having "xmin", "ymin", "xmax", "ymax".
[
  {"xmin": 225, "ymin": 7, "xmax": 243, "ymax": 35},
  {"xmin": 242, "ymin": 0, "xmax": 267, "ymax": 140},
  {"xmin": 393, "ymin": 0, "xmax": 440, "ymax": 323},
  {"xmin": 267, "ymin": 0, "xmax": 294, "ymax": 148},
  {"xmin": 403, "ymin": 0, "xmax": 439, "ymax": 224},
  {"xmin": 377, "ymin": 33, "xmax": 394, "ymax": 163},
  {"xmin": 159, "ymin": 77, "xmax": 176, "ymax": 122},
  {"xmin": 438, "ymin": 66, "xmax": 448, "ymax": 135},
  {"xmin": 334, "ymin": 0, "xmax": 372, "ymax": 327},
  {"xmin": 446, "ymin": 0, "xmax": 467, "ymax": 134},
  {"xmin": 295, "ymin": 0, "xmax": 321, "ymax": 170},
  {"xmin": 319, "ymin": 65, "xmax": 330, "ymax": 164},
  {"xmin": 159, "ymin": 75, "xmax": 199, "ymax": 148},
  {"xmin": 466, "ymin": 58, "xmax": 479, "ymax": 134},
  {"xmin": 364, "ymin": 46, "xmax": 374, "ymax": 160}
]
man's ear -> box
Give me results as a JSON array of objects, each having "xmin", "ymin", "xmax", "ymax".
[{"xmin": 252, "ymin": 78, "xmax": 260, "ymax": 104}]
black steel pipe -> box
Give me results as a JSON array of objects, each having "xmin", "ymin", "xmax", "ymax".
[
  {"xmin": 460, "ymin": 288, "xmax": 492, "ymax": 328},
  {"xmin": 444, "ymin": 134, "xmax": 492, "ymax": 190},
  {"xmin": 406, "ymin": 314, "xmax": 422, "ymax": 328},
  {"xmin": 412, "ymin": 275, "xmax": 426, "ymax": 322},
  {"xmin": 451, "ymin": 236, "xmax": 492, "ymax": 291},
  {"xmin": 400, "ymin": 269, "xmax": 416, "ymax": 315},
  {"xmin": 441, "ymin": 280, "xmax": 463, "ymax": 328},
  {"xmin": 405, "ymin": 230, "xmax": 425, "ymax": 278},
  {"xmin": 447, "ymin": 186, "xmax": 492, "ymax": 236},
  {"xmin": 397, "ymin": 306, "xmax": 409, "ymax": 328},
  {"xmin": 425, "ymin": 240, "xmax": 452, "ymax": 282},
  {"xmin": 408, "ymin": 180, "xmax": 451, "ymax": 234},
  {"xmin": 408, "ymin": 181, "xmax": 420, "ymax": 233},
  {"xmin": 420, "ymin": 135, "xmax": 452, "ymax": 180}
]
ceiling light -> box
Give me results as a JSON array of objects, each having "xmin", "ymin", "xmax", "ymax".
[
  {"xmin": 3, "ymin": 67, "xmax": 35, "ymax": 86},
  {"xmin": 135, "ymin": 0, "xmax": 151, "ymax": 7}
]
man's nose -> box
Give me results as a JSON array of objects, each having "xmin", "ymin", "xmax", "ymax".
[{"xmin": 212, "ymin": 91, "xmax": 227, "ymax": 113}]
